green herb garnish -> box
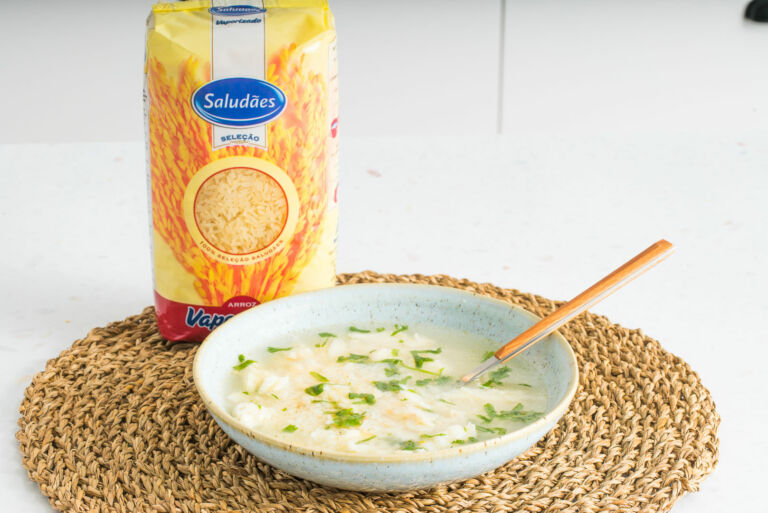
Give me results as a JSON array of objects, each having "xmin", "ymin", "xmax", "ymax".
[
  {"xmin": 356, "ymin": 435, "xmax": 377, "ymax": 444},
  {"xmin": 438, "ymin": 398, "xmax": 455, "ymax": 406},
  {"xmin": 415, "ymin": 375, "xmax": 454, "ymax": 386},
  {"xmin": 391, "ymin": 324, "xmax": 408, "ymax": 336},
  {"xmin": 376, "ymin": 327, "xmax": 386, "ymax": 332},
  {"xmin": 482, "ymin": 402, "xmax": 542, "ymax": 423},
  {"xmin": 318, "ymin": 332, "xmax": 337, "ymax": 338},
  {"xmin": 481, "ymin": 366, "xmax": 511, "ymax": 388},
  {"xmin": 410, "ymin": 348, "xmax": 442, "ymax": 368},
  {"xmin": 310, "ymin": 371, "xmax": 329, "ymax": 382},
  {"xmin": 349, "ymin": 392, "xmax": 376, "ymax": 405},
  {"xmin": 271, "ymin": 393, "xmax": 279, "ymax": 400},
  {"xmin": 373, "ymin": 376, "xmax": 411, "ymax": 392},
  {"xmin": 391, "ymin": 348, "xmax": 399, "ymax": 357},
  {"xmin": 517, "ymin": 383, "xmax": 532, "ymax": 388},
  {"xmin": 399, "ymin": 363, "xmax": 442, "ymax": 376},
  {"xmin": 282, "ymin": 424, "xmax": 298, "ymax": 433},
  {"xmin": 267, "ymin": 346, "xmax": 292, "ymax": 353},
  {"xmin": 233, "ymin": 354, "xmax": 256, "ymax": 370},
  {"xmin": 305, "ymin": 383, "xmax": 325, "ymax": 396},
  {"xmin": 329, "ymin": 408, "xmax": 365, "ymax": 428},
  {"xmin": 337, "ymin": 353, "xmax": 371, "ymax": 363},
  {"xmin": 451, "ymin": 437, "xmax": 478, "ymax": 445},
  {"xmin": 242, "ymin": 391, "xmax": 250, "ymax": 395},
  {"xmin": 477, "ymin": 425, "xmax": 507, "ymax": 435},
  {"xmin": 400, "ymin": 440, "xmax": 420, "ymax": 451},
  {"xmin": 384, "ymin": 367, "xmax": 400, "ymax": 377},
  {"xmin": 481, "ymin": 350, "xmax": 496, "ymax": 361},
  {"xmin": 420, "ymin": 433, "xmax": 446, "ymax": 439},
  {"xmin": 349, "ymin": 326, "xmax": 371, "ymax": 333}
]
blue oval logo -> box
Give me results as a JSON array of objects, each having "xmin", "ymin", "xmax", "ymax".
[
  {"xmin": 209, "ymin": 5, "xmax": 266, "ymax": 16},
  {"xmin": 191, "ymin": 78, "xmax": 287, "ymax": 128}
]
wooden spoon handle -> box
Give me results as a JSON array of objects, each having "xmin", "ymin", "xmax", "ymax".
[{"xmin": 494, "ymin": 239, "xmax": 675, "ymax": 361}]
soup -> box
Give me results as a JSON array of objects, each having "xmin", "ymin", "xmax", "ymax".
[{"xmin": 226, "ymin": 324, "xmax": 547, "ymax": 454}]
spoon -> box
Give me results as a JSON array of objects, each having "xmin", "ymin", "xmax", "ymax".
[{"xmin": 461, "ymin": 239, "xmax": 675, "ymax": 384}]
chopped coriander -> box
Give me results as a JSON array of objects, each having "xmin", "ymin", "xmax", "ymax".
[
  {"xmin": 415, "ymin": 375, "xmax": 454, "ymax": 386},
  {"xmin": 400, "ymin": 440, "xmax": 420, "ymax": 451},
  {"xmin": 517, "ymin": 383, "xmax": 532, "ymax": 388},
  {"xmin": 485, "ymin": 403, "xmax": 500, "ymax": 417},
  {"xmin": 384, "ymin": 367, "xmax": 400, "ymax": 377},
  {"xmin": 348, "ymin": 326, "xmax": 371, "ymax": 333},
  {"xmin": 305, "ymin": 383, "xmax": 325, "ymax": 396},
  {"xmin": 310, "ymin": 371, "xmax": 329, "ymax": 382},
  {"xmin": 420, "ymin": 433, "xmax": 446, "ymax": 439},
  {"xmin": 315, "ymin": 340, "xmax": 329, "ymax": 348},
  {"xmin": 398, "ymin": 339, "xmax": 404, "ymax": 344},
  {"xmin": 267, "ymin": 346, "xmax": 292, "ymax": 353},
  {"xmin": 477, "ymin": 425, "xmax": 507, "ymax": 435},
  {"xmin": 399, "ymin": 363, "xmax": 442, "ymax": 376},
  {"xmin": 481, "ymin": 350, "xmax": 496, "ymax": 361},
  {"xmin": 375, "ymin": 327, "xmax": 386, "ymax": 332},
  {"xmin": 482, "ymin": 402, "xmax": 542, "ymax": 423},
  {"xmin": 391, "ymin": 348, "xmax": 399, "ymax": 357},
  {"xmin": 282, "ymin": 424, "xmax": 298, "ymax": 433},
  {"xmin": 329, "ymin": 408, "xmax": 365, "ymax": 428},
  {"xmin": 318, "ymin": 332, "xmax": 337, "ymax": 338},
  {"xmin": 451, "ymin": 437, "xmax": 478, "ymax": 445},
  {"xmin": 373, "ymin": 377, "xmax": 411, "ymax": 392},
  {"xmin": 233, "ymin": 354, "xmax": 256, "ymax": 371},
  {"xmin": 410, "ymin": 348, "xmax": 442, "ymax": 368},
  {"xmin": 337, "ymin": 353, "xmax": 371, "ymax": 363},
  {"xmin": 282, "ymin": 407, "xmax": 287, "ymax": 411},
  {"xmin": 438, "ymin": 398, "xmax": 456, "ymax": 406},
  {"xmin": 481, "ymin": 366, "xmax": 511, "ymax": 388},
  {"xmin": 348, "ymin": 392, "xmax": 376, "ymax": 405},
  {"xmin": 391, "ymin": 324, "xmax": 408, "ymax": 336},
  {"xmin": 356, "ymin": 435, "xmax": 377, "ymax": 444},
  {"xmin": 271, "ymin": 393, "xmax": 280, "ymax": 400}
]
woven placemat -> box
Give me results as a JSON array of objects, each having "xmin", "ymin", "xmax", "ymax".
[{"xmin": 18, "ymin": 272, "xmax": 720, "ymax": 513}]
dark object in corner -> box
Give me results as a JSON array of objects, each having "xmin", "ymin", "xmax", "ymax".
[{"xmin": 745, "ymin": 0, "xmax": 768, "ymax": 21}]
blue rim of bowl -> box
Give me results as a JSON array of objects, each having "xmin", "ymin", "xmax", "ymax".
[{"xmin": 193, "ymin": 283, "xmax": 579, "ymax": 464}]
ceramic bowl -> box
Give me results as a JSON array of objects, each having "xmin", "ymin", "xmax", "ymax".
[{"xmin": 193, "ymin": 283, "xmax": 578, "ymax": 491}]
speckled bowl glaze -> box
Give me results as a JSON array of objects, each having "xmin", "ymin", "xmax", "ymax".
[{"xmin": 193, "ymin": 284, "xmax": 578, "ymax": 491}]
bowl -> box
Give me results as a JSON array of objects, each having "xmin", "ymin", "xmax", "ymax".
[{"xmin": 193, "ymin": 283, "xmax": 578, "ymax": 491}]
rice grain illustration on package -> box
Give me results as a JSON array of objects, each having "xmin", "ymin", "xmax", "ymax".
[{"xmin": 145, "ymin": 0, "xmax": 338, "ymax": 341}]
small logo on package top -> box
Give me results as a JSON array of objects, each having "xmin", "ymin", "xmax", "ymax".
[
  {"xmin": 209, "ymin": 5, "xmax": 266, "ymax": 16},
  {"xmin": 192, "ymin": 78, "xmax": 287, "ymax": 128}
]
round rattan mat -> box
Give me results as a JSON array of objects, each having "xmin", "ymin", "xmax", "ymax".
[{"xmin": 18, "ymin": 272, "xmax": 719, "ymax": 513}]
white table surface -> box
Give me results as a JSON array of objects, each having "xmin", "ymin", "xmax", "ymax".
[{"xmin": 1, "ymin": 130, "xmax": 766, "ymax": 511}]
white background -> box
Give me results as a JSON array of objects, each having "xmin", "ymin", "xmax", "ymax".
[{"xmin": 1, "ymin": 0, "xmax": 767, "ymax": 511}]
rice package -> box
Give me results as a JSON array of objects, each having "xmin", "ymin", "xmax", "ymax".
[{"xmin": 145, "ymin": 0, "xmax": 338, "ymax": 341}]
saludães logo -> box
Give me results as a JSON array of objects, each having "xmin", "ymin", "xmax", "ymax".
[
  {"xmin": 191, "ymin": 77, "xmax": 287, "ymax": 128},
  {"xmin": 209, "ymin": 5, "xmax": 266, "ymax": 16}
]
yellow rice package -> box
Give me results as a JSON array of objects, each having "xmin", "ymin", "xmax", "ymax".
[{"xmin": 145, "ymin": 0, "xmax": 338, "ymax": 341}]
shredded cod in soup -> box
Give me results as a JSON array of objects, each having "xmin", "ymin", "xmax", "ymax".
[{"xmin": 226, "ymin": 324, "xmax": 547, "ymax": 454}]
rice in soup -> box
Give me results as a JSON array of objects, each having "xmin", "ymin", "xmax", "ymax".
[{"xmin": 226, "ymin": 324, "xmax": 547, "ymax": 454}]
